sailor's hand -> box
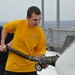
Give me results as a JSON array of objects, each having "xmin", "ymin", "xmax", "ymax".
[
  {"xmin": 41, "ymin": 64, "xmax": 48, "ymax": 69},
  {"xmin": 36, "ymin": 54, "xmax": 48, "ymax": 69},
  {"xmin": 0, "ymin": 44, "xmax": 6, "ymax": 52}
]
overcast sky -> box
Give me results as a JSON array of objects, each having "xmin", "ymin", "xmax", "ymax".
[{"xmin": 0, "ymin": 0, "xmax": 75, "ymax": 22}]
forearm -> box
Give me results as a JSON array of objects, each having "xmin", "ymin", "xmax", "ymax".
[{"xmin": 1, "ymin": 28, "xmax": 8, "ymax": 45}]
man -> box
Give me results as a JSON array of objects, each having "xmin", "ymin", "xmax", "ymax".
[
  {"xmin": 0, "ymin": 26, "xmax": 14, "ymax": 75},
  {"xmin": 0, "ymin": 6, "xmax": 47, "ymax": 75}
]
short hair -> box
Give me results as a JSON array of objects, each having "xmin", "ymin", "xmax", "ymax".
[{"xmin": 27, "ymin": 6, "xmax": 41, "ymax": 18}]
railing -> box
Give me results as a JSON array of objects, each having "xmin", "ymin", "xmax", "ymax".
[{"xmin": 43, "ymin": 28, "xmax": 75, "ymax": 52}]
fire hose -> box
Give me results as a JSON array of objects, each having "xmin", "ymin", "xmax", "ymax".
[{"xmin": 6, "ymin": 46, "xmax": 59, "ymax": 71}]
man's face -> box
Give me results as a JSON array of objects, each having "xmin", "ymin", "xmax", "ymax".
[{"xmin": 27, "ymin": 13, "xmax": 41, "ymax": 27}]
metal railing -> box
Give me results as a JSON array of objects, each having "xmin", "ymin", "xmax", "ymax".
[{"xmin": 43, "ymin": 28, "xmax": 75, "ymax": 52}]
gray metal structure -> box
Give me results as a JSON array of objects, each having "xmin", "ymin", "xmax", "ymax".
[
  {"xmin": 56, "ymin": 0, "xmax": 60, "ymax": 29},
  {"xmin": 41, "ymin": 0, "xmax": 60, "ymax": 29},
  {"xmin": 41, "ymin": 0, "xmax": 45, "ymax": 28}
]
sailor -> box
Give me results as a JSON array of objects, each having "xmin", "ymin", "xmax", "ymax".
[{"xmin": 0, "ymin": 6, "xmax": 48, "ymax": 75}]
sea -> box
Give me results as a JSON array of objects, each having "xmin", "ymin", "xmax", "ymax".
[
  {"xmin": 44, "ymin": 20, "xmax": 75, "ymax": 29},
  {"xmin": 0, "ymin": 20, "xmax": 75, "ymax": 29}
]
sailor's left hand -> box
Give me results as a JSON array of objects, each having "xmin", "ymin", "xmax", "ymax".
[{"xmin": 41, "ymin": 64, "xmax": 48, "ymax": 69}]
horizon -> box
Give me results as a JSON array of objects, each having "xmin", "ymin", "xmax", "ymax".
[{"xmin": 0, "ymin": 20, "xmax": 75, "ymax": 23}]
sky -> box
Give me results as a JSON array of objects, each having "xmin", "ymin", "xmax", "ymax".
[{"xmin": 0, "ymin": 0, "xmax": 75, "ymax": 22}]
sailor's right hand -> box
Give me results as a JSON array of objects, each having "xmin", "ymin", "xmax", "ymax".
[{"xmin": 0, "ymin": 44, "xmax": 6, "ymax": 52}]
